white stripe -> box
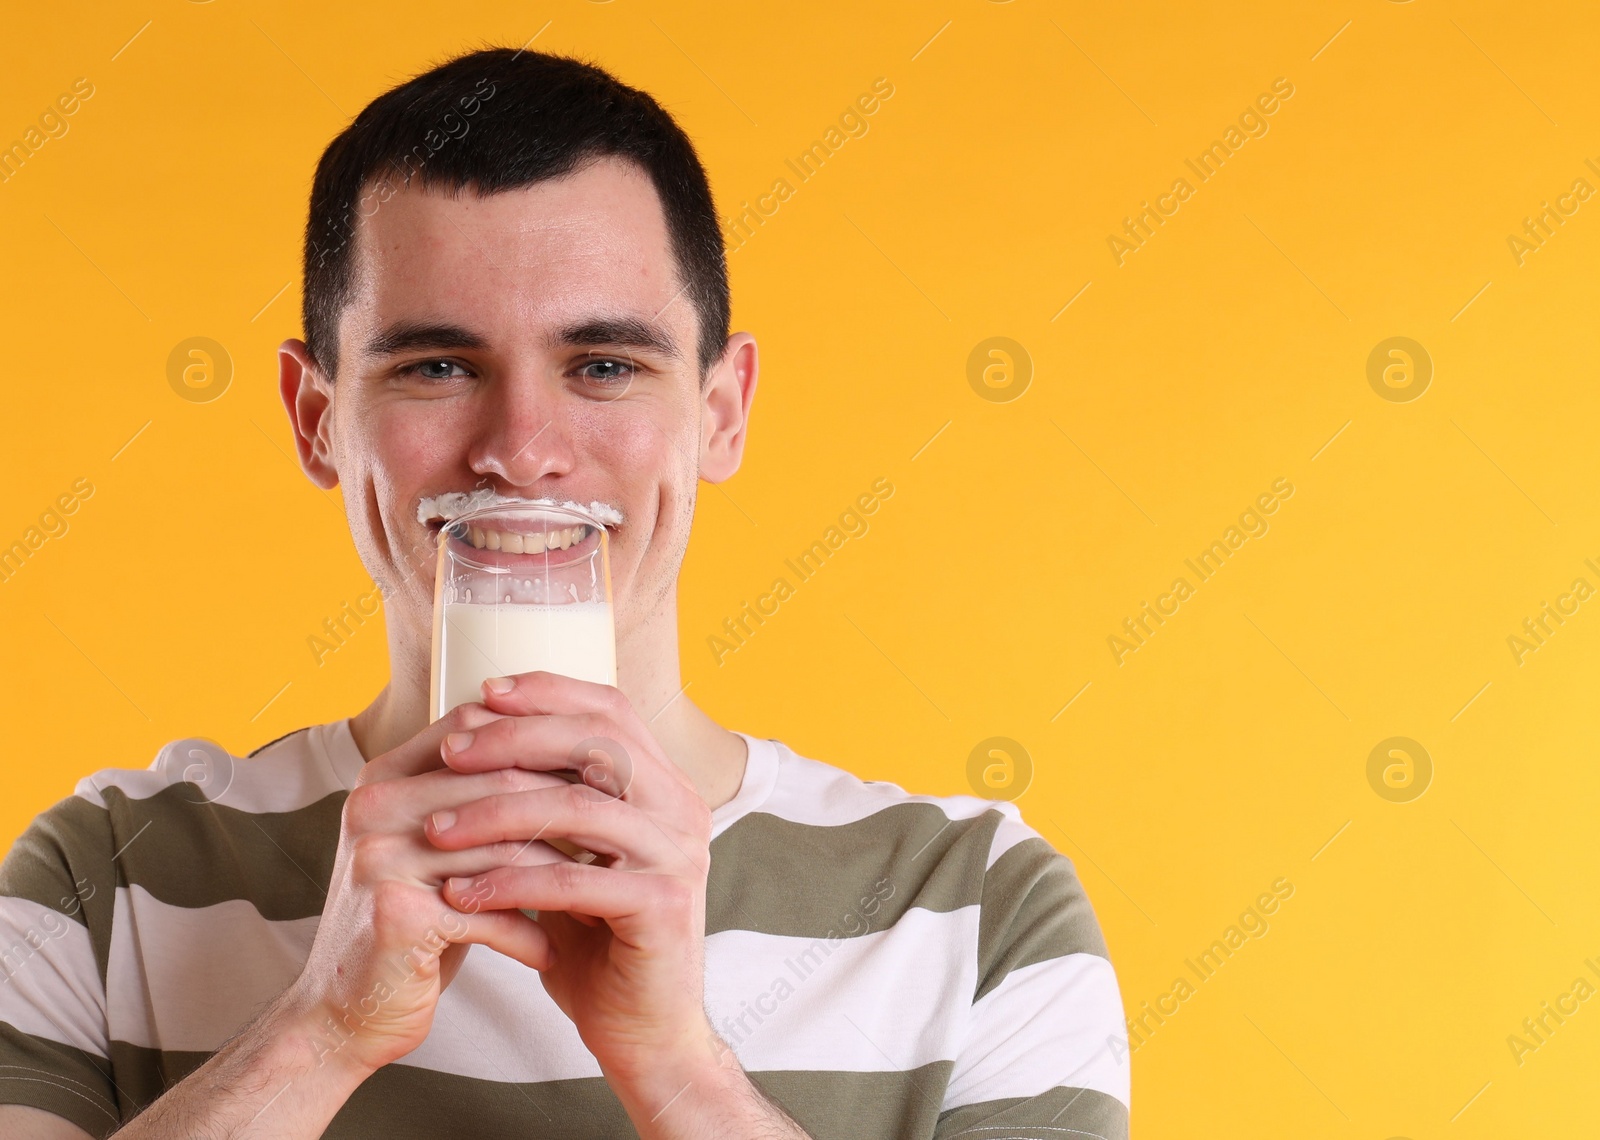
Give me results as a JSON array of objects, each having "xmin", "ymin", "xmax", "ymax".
[
  {"xmin": 15, "ymin": 887, "xmax": 1123, "ymax": 1105},
  {"xmin": 398, "ymin": 945, "xmax": 600, "ymax": 1081},
  {"xmin": 714, "ymin": 735, "xmax": 782, "ymax": 839},
  {"xmin": 764, "ymin": 747, "xmax": 1036, "ymax": 870},
  {"xmin": 705, "ymin": 906, "xmax": 979, "ymax": 1073},
  {"xmin": 73, "ymin": 723, "xmax": 350, "ymax": 815},
  {"xmin": 96, "ymin": 885, "xmax": 595, "ymax": 1074},
  {"xmin": 0, "ymin": 898, "xmax": 107, "ymax": 1058},
  {"xmin": 91, "ymin": 895, "xmax": 986, "ymax": 1083},
  {"xmin": 402, "ymin": 907, "xmax": 986, "ymax": 1084},
  {"xmin": 945, "ymin": 954, "xmax": 1129, "ymax": 1109},
  {"xmin": 106, "ymin": 886, "xmax": 317, "ymax": 1052}
]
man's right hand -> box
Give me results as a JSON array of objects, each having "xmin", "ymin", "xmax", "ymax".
[
  {"xmin": 282, "ymin": 702, "xmax": 574, "ymax": 1076},
  {"xmin": 90, "ymin": 703, "xmax": 577, "ymax": 1140}
]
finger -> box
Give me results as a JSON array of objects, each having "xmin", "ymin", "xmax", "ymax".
[
  {"xmin": 415, "ymin": 835, "xmax": 575, "ymax": 881},
  {"xmin": 447, "ymin": 908, "xmax": 553, "ymax": 970},
  {"xmin": 425, "ymin": 785, "xmax": 685, "ymax": 870},
  {"xmin": 444, "ymin": 863, "xmax": 694, "ymax": 945},
  {"xmin": 441, "ymin": 713, "xmax": 690, "ymax": 816},
  {"xmin": 477, "ymin": 672, "xmax": 698, "ymax": 798},
  {"xmin": 343, "ymin": 764, "xmax": 574, "ymax": 838},
  {"xmin": 478, "ymin": 670, "xmax": 621, "ymax": 718},
  {"xmin": 357, "ymin": 703, "xmax": 511, "ymax": 785}
]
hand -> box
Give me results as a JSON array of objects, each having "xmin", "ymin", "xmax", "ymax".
[
  {"xmin": 426, "ymin": 672, "xmax": 718, "ymax": 1103},
  {"xmin": 287, "ymin": 702, "xmax": 576, "ymax": 1076}
]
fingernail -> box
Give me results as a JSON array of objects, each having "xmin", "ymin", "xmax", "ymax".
[
  {"xmin": 445, "ymin": 731, "xmax": 474, "ymax": 754},
  {"xmin": 430, "ymin": 810, "xmax": 456, "ymax": 833},
  {"xmin": 484, "ymin": 676, "xmax": 516, "ymax": 694},
  {"xmin": 446, "ymin": 877, "xmax": 470, "ymax": 894}
]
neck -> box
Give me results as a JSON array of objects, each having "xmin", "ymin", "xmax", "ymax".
[{"xmin": 347, "ymin": 586, "xmax": 747, "ymax": 809}]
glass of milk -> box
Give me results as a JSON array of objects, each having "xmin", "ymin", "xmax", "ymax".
[{"xmin": 428, "ymin": 502, "xmax": 616, "ymax": 721}]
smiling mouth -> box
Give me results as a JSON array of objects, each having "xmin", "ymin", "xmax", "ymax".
[{"xmin": 453, "ymin": 521, "xmax": 594, "ymax": 553}]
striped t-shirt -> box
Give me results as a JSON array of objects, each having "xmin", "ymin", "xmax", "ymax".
[{"xmin": 0, "ymin": 720, "xmax": 1130, "ymax": 1138}]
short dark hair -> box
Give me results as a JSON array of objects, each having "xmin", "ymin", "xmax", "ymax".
[{"xmin": 301, "ymin": 47, "xmax": 729, "ymax": 380}]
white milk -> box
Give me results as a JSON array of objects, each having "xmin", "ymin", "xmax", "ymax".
[{"xmin": 434, "ymin": 600, "xmax": 616, "ymax": 717}]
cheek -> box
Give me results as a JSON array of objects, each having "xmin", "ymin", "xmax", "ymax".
[
  {"xmin": 374, "ymin": 400, "xmax": 470, "ymax": 471},
  {"xmin": 572, "ymin": 404, "xmax": 697, "ymax": 581},
  {"xmin": 573, "ymin": 401, "xmax": 697, "ymax": 492},
  {"xmin": 338, "ymin": 399, "xmax": 464, "ymax": 586}
]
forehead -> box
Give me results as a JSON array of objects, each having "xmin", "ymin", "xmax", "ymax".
[{"xmin": 341, "ymin": 155, "xmax": 687, "ymax": 353}]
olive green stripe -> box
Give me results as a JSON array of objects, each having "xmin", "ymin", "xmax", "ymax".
[
  {"xmin": 12, "ymin": 790, "xmax": 1023, "ymax": 943},
  {"xmin": 935, "ymin": 1087, "xmax": 1128, "ymax": 1139},
  {"xmin": 976, "ymin": 836, "xmax": 1108, "ymax": 1001},
  {"xmin": 87, "ymin": 1039, "xmax": 959, "ymax": 1139},
  {"xmin": 0, "ymin": 1023, "xmax": 121, "ymax": 1139},
  {"xmin": 752, "ymin": 1062, "xmax": 951, "ymax": 1139},
  {"xmin": 0, "ymin": 796, "xmax": 118, "ymax": 987},
  {"xmin": 98, "ymin": 785, "xmax": 344, "ymax": 920},
  {"xmin": 707, "ymin": 803, "xmax": 1001, "ymax": 938}
]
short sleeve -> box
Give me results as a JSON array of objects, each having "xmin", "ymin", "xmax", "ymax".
[
  {"xmin": 0, "ymin": 797, "xmax": 122, "ymax": 1137},
  {"xmin": 934, "ymin": 809, "xmax": 1130, "ymax": 1139}
]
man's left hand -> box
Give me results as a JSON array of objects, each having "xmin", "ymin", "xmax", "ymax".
[{"xmin": 427, "ymin": 671, "xmax": 799, "ymax": 1135}]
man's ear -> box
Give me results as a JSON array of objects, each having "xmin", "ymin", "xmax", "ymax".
[
  {"xmin": 700, "ymin": 332, "xmax": 758, "ymax": 483},
  {"xmin": 279, "ymin": 339, "xmax": 339, "ymax": 490}
]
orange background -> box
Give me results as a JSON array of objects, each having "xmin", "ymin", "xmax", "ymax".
[{"xmin": 3, "ymin": 1, "xmax": 1598, "ymax": 1135}]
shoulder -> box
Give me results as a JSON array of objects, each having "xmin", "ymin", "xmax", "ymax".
[
  {"xmin": 752, "ymin": 739, "xmax": 1062, "ymax": 878},
  {"xmin": 66, "ymin": 720, "xmax": 355, "ymax": 816},
  {"xmin": 2, "ymin": 721, "xmax": 355, "ymax": 933},
  {"xmin": 719, "ymin": 739, "xmax": 1105, "ymax": 967}
]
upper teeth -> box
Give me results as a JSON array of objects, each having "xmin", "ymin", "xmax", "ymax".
[{"xmin": 466, "ymin": 524, "xmax": 589, "ymax": 553}]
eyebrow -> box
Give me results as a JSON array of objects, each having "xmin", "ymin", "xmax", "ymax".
[
  {"xmin": 365, "ymin": 321, "xmax": 487, "ymax": 357},
  {"xmin": 364, "ymin": 316, "xmax": 682, "ymax": 362},
  {"xmin": 544, "ymin": 316, "xmax": 682, "ymax": 363}
]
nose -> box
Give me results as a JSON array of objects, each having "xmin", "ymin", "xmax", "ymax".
[{"xmin": 465, "ymin": 371, "xmax": 575, "ymax": 488}]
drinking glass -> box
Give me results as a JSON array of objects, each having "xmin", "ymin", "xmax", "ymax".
[{"xmin": 429, "ymin": 502, "xmax": 616, "ymax": 721}]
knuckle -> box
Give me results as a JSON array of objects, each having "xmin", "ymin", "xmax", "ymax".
[
  {"xmin": 478, "ymin": 793, "xmax": 512, "ymax": 832},
  {"xmin": 516, "ymin": 768, "xmax": 556, "ymax": 793},
  {"xmin": 347, "ymin": 832, "xmax": 391, "ymax": 882},
  {"xmin": 550, "ymin": 861, "xmax": 583, "ymax": 893},
  {"xmin": 491, "ymin": 840, "xmax": 530, "ymax": 864},
  {"xmin": 342, "ymin": 784, "xmax": 378, "ymax": 830},
  {"xmin": 566, "ymin": 783, "xmax": 602, "ymax": 818},
  {"xmin": 369, "ymin": 878, "xmax": 414, "ymax": 917},
  {"xmin": 490, "ymin": 767, "xmax": 526, "ymax": 793}
]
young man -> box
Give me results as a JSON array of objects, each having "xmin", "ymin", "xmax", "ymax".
[{"xmin": 0, "ymin": 48, "xmax": 1129, "ymax": 1138}]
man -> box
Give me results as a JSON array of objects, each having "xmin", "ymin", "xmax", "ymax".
[{"xmin": 0, "ymin": 48, "xmax": 1129, "ymax": 1138}]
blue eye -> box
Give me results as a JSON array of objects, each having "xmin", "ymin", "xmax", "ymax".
[
  {"xmin": 400, "ymin": 359, "xmax": 469, "ymax": 381},
  {"xmin": 578, "ymin": 359, "xmax": 634, "ymax": 386}
]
